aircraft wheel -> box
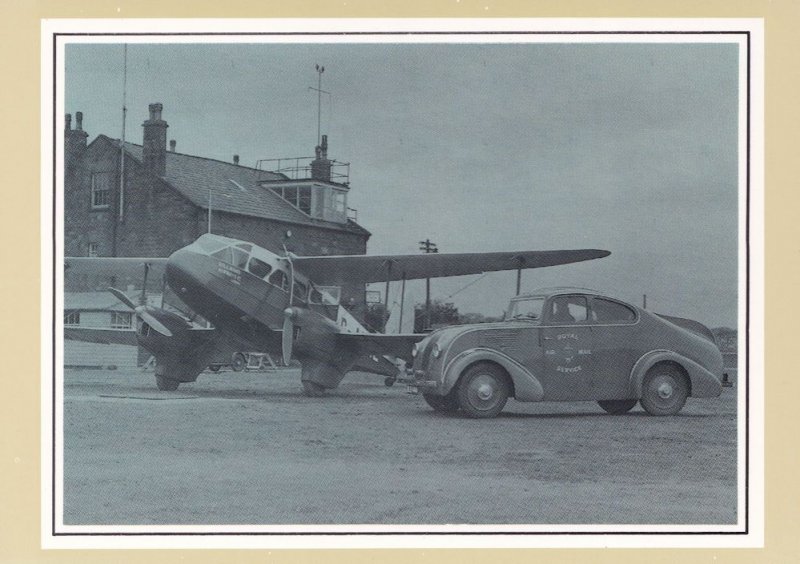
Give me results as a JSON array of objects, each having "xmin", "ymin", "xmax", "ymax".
[
  {"xmin": 302, "ymin": 381, "xmax": 327, "ymax": 397},
  {"xmin": 231, "ymin": 353, "xmax": 246, "ymax": 372},
  {"xmin": 456, "ymin": 363, "xmax": 510, "ymax": 419},
  {"xmin": 208, "ymin": 365, "xmax": 221, "ymax": 373},
  {"xmin": 597, "ymin": 399, "xmax": 637, "ymax": 415},
  {"xmin": 639, "ymin": 365, "xmax": 688, "ymax": 416},
  {"xmin": 384, "ymin": 376, "xmax": 396, "ymax": 387},
  {"xmin": 422, "ymin": 392, "xmax": 460, "ymax": 413},
  {"xmin": 156, "ymin": 375, "xmax": 180, "ymax": 391}
]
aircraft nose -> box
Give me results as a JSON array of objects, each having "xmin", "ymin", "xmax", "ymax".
[{"xmin": 165, "ymin": 246, "xmax": 198, "ymax": 292}]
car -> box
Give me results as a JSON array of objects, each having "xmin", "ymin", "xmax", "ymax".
[{"xmin": 406, "ymin": 288, "xmax": 729, "ymax": 418}]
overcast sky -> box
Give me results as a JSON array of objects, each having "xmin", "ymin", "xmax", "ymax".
[{"xmin": 65, "ymin": 40, "xmax": 740, "ymax": 327}]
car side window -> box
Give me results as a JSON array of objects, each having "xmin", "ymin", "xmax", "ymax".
[
  {"xmin": 547, "ymin": 296, "xmax": 588, "ymax": 324},
  {"xmin": 591, "ymin": 298, "xmax": 637, "ymax": 324}
]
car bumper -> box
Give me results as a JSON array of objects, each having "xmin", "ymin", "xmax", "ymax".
[{"xmin": 397, "ymin": 369, "xmax": 440, "ymax": 393}]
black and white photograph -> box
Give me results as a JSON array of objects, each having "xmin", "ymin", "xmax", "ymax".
[{"xmin": 45, "ymin": 19, "xmax": 761, "ymax": 548}]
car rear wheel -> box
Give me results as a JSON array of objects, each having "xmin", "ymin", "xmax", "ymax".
[
  {"xmin": 597, "ymin": 399, "xmax": 637, "ymax": 415},
  {"xmin": 456, "ymin": 363, "xmax": 510, "ymax": 419},
  {"xmin": 422, "ymin": 392, "xmax": 460, "ymax": 413},
  {"xmin": 639, "ymin": 365, "xmax": 688, "ymax": 416}
]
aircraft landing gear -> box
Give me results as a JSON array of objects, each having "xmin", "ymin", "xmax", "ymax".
[
  {"xmin": 384, "ymin": 376, "xmax": 396, "ymax": 387},
  {"xmin": 156, "ymin": 375, "xmax": 180, "ymax": 391},
  {"xmin": 302, "ymin": 380, "xmax": 327, "ymax": 397}
]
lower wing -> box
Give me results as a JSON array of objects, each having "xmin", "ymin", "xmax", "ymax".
[{"xmin": 64, "ymin": 327, "xmax": 139, "ymax": 346}]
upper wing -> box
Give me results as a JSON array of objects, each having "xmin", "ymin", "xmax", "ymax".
[{"xmin": 292, "ymin": 249, "xmax": 610, "ymax": 285}]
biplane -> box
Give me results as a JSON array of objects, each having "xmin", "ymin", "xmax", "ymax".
[{"xmin": 65, "ymin": 233, "xmax": 609, "ymax": 395}]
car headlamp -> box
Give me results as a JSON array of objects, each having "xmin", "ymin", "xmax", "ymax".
[
  {"xmin": 411, "ymin": 343, "xmax": 418, "ymax": 357},
  {"xmin": 432, "ymin": 343, "xmax": 441, "ymax": 358}
]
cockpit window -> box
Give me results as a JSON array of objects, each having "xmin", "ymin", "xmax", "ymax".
[
  {"xmin": 247, "ymin": 257, "xmax": 272, "ymax": 279},
  {"xmin": 195, "ymin": 234, "xmax": 229, "ymax": 254},
  {"xmin": 506, "ymin": 297, "xmax": 545, "ymax": 321},
  {"xmin": 230, "ymin": 247, "xmax": 249, "ymax": 269},
  {"xmin": 211, "ymin": 247, "xmax": 233, "ymax": 264}
]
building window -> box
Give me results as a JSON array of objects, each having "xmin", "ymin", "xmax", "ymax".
[
  {"xmin": 64, "ymin": 311, "xmax": 81, "ymax": 326},
  {"xmin": 87, "ymin": 242, "xmax": 99, "ymax": 257},
  {"xmin": 110, "ymin": 312, "xmax": 133, "ymax": 329},
  {"xmin": 271, "ymin": 185, "xmax": 314, "ymax": 216},
  {"xmin": 333, "ymin": 191, "xmax": 346, "ymax": 213},
  {"xmin": 91, "ymin": 172, "xmax": 112, "ymax": 209}
]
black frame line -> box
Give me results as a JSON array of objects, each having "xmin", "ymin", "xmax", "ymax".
[{"xmin": 50, "ymin": 28, "xmax": 752, "ymax": 539}]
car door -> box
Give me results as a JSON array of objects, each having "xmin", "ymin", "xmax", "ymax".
[
  {"xmin": 537, "ymin": 295, "xmax": 595, "ymax": 401},
  {"xmin": 588, "ymin": 297, "xmax": 641, "ymax": 400}
]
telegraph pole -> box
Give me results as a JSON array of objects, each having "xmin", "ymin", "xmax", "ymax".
[{"xmin": 419, "ymin": 239, "xmax": 438, "ymax": 330}]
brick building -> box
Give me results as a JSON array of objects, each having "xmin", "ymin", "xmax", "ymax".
[{"xmin": 64, "ymin": 103, "xmax": 371, "ymax": 319}]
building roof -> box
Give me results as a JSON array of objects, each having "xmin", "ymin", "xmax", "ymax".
[
  {"xmin": 94, "ymin": 136, "xmax": 369, "ymax": 236},
  {"xmin": 64, "ymin": 292, "xmax": 138, "ymax": 311}
]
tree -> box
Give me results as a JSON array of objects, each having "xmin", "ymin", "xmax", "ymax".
[{"xmin": 414, "ymin": 300, "xmax": 460, "ymax": 332}]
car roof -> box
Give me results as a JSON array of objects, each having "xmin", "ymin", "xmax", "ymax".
[{"xmin": 512, "ymin": 287, "xmax": 605, "ymax": 299}]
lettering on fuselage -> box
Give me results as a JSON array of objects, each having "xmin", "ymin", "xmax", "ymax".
[{"xmin": 217, "ymin": 262, "xmax": 242, "ymax": 285}]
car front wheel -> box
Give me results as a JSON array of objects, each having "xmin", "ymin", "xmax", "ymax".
[
  {"xmin": 639, "ymin": 365, "xmax": 689, "ymax": 416},
  {"xmin": 422, "ymin": 391, "xmax": 460, "ymax": 414},
  {"xmin": 597, "ymin": 399, "xmax": 637, "ymax": 415},
  {"xmin": 456, "ymin": 363, "xmax": 510, "ymax": 419}
]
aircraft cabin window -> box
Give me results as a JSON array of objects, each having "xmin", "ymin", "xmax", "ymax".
[
  {"xmin": 293, "ymin": 281, "xmax": 308, "ymax": 302},
  {"xmin": 268, "ymin": 270, "xmax": 289, "ymax": 292},
  {"xmin": 548, "ymin": 296, "xmax": 589, "ymax": 324},
  {"xmin": 247, "ymin": 257, "xmax": 272, "ymax": 279},
  {"xmin": 591, "ymin": 298, "xmax": 636, "ymax": 323}
]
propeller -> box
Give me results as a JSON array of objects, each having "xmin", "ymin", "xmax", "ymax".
[
  {"xmin": 282, "ymin": 307, "xmax": 294, "ymax": 366},
  {"xmin": 108, "ymin": 287, "xmax": 173, "ymax": 337}
]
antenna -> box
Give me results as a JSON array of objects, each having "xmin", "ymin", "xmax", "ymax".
[
  {"xmin": 309, "ymin": 64, "xmax": 329, "ymax": 147},
  {"xmin": 118, "ymin": 44, "xmax": 128, "ymax": 222}
]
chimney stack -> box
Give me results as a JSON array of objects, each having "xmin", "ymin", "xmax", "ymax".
[
  {"xmin": 233, "ymin": 155, "xmax": 239, "ymax": 165},
  {"xmin": 64, "ymin": 112, "xmax": 88, "ymax": 167},
  {"xmin": 310, "ymin": 134, "xmax": 332, "ymax": 181},
  {"xmin": 142, "ymin": 103, "xmax": 168, "ymax": 176},
  {"xmin": 169, "ymin": 139, "xmax": 176, "ymax": 152}
]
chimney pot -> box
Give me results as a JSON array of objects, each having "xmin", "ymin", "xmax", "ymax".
[
  {"xmin": 233, "ymin": 155, "xmax": 239, "ymax": 165},
  {"xmin": 75, "ymin": 111, "xmax": 84, "ymax": 131},
  {"xmin": 149, "ymin": 103, "xmax": 163, "ymax": 121},
  {"xmin": 65, "ymin": 113, "xmax": 72, "ymax": 131},
  {"xmin": 169, "ymin": 139, "xmax": 176, "ymax": 152}
]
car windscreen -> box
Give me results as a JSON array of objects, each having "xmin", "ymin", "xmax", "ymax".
[{"xmin": 505, "ymin": 297, "xmax": 545, "ymax": 321}]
